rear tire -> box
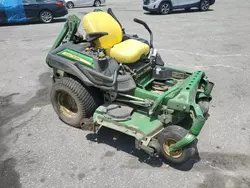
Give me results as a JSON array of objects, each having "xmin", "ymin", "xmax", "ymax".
[
  {"xmin": 39, "ymin": 10, "xmax": 53, "ymax": 23},
  {"xmin": 66, "ymin": 1, "xmax": 74, "ymax": 9},
  {"xmin": 158, "ymin": 125, "xmax": 197, "ymax": 164},
  {"xmin": 93, "ymin": 0, "xmax": 101, "ymax": 7},
  {"xmin": 158, "ymin": 1, "xmax": 172, "ymax": 15},
  {"xmin": 50, "ymin": 77, "xmax": 100, "ymax": 128}
]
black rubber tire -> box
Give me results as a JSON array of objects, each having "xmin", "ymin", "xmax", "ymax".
[
  {"xmin": 185, "ymin": 8, "xmax": 191, "ymax": 11},
  {"xmin": 158, "ymin": 1, "xmax": 172, "ymax": 15},
  {"xmin": 199, "ymin": 0, "xmax": 210, "ymax": 11},
  {"xmin": 50, "ymin": 77, "xmax": 100, "ymax": 128},
  {"xmin": 93, "ymin": 0, "xmax": 101, "ymax": 7},
  {"xmin": 158, "ymin": 125, "xmax": 197, "ymax": 164},
  {"xmin": 66, "ymin": 1, "xmax": 74, "ymax": 9},
  {"xmin": 39, "ymin": 10, "xmax": 53, "ymax": 23}
]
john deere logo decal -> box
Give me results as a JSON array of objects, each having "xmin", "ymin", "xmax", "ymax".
[{"xmin": 61, "ymin": 51, "xmax": 92, "ymax": 66}]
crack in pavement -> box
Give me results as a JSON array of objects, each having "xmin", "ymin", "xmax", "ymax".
[{"xmin": 13, "ymin": 133, "xmax": 19, "ymax": 144}]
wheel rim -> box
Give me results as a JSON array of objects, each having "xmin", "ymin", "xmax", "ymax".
[
  {"xmin": 201, "ymin": 0, "xmax": 209, "ymax": 10},
  {"xmin": 68, "ymin": 3, "xmax": 73, "ymax": 8},
  {"xmin": 161, "ymin": 3, "xmax": 170, "ymax": 14},
  {"xmin": 41, "ymin": 11, "xmax": 52, "ymax": 23},
  {"xmin": 95, "ymin": 0, "xmax": 101, "ymax": 6},
  {"xmin": 57, "ymin": 91, "xmax": 78, "ymax": 118},
  {"xmin": 163, "ymin": 139, "xmax": 183, "ymax": 158}
]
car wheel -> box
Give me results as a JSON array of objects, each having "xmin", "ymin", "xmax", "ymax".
[
  {"xmin": 159, "ymin": 1, "xmax": 172, "ymax": 15},
  {"xmin": 66, "ymin": 1, "xmax": 74, "ymax": 9},
  {"xmin": 94, "ymin": 0, "xmax": 101, "ymax": 7},
  {"xmin": 199, "ymin": 0, "xmax": 210, "ymax": 11},
  {"xmin": 185, "ymin": 7, "xmax": 191, "ymax": 11},
  {"xmin": 39, "ymin": 10, "xmax": 53, "ymax": 23}
]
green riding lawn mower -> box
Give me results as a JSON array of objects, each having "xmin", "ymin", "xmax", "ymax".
[{"xmin": 46, "ymin": 8, "xmax": 214, "ymax": 164}]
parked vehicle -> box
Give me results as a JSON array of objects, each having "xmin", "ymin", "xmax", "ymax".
[
  {"xmin": 143, "ymin": 0, "xmax": 215, "ymax": 14},
  {"xmin": 0, "ymin": 0, "xmax": 68, "ymax": 24},
  {"xmin": 65, "ymin": 0, "xmax": 105, "ymax": 9}
]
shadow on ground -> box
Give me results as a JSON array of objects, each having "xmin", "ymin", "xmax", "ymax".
[
  {"xmin": 0, "ymin": 72, "xmax": 52, "ymax": 188},
  {"xmin": 86, "ymin": 127, "xmax": 200, "ymax": 171},
  {"xmin": 0, "ymin": 72, "xmax": 52, "ymax": 127},
  {"xmin": 144, "ymin": 9, "xmax": 213, "ymax": 15},
  {"xmin": 0, "ymin": 18, "xmax": 66, "ymax": 27},
  {"xmin": 0, "ymin": 158, "xmax": 22, "ymax": 188},
  {"xmin": 86, "ymin": 126, "xmax": 250, "ymax": 172},
  {"xmin": 198, "ymin": 172, "xmax": 250, "ymax": 188},
  {"xmin": 69, "ymin": 5, "xmax": 106, "ymax": 9}
]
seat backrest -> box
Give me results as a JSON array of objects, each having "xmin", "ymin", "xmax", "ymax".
[{"xmin": 83, "ymin": 11, "xmax": 123, "ymax": 49}]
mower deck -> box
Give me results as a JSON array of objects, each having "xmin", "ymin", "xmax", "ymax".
[{"xmin": 94, "ymin": 104, "xmax": 163, "ymax": 136}]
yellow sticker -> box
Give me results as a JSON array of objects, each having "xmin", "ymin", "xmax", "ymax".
[
  {"xmin": 172, "ymin": 71, "xmax": 185, "ymax": 79},
  {"xmin": 62, "ymin": 51, "xmax": 91, "ymax": 65}
]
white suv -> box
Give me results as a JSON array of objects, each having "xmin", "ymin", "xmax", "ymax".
[{"xmin": 143, "ymin": 0, "xmax": 215, "ymax": 14}]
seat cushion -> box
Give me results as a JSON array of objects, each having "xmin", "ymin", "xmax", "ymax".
[
  {"xmin": 109, "ymin": 39, "xmax": 150, "ymax": 64},
  {"xmin": 83, "ymin": 11, "xmax": 123, "ymax": 49}
]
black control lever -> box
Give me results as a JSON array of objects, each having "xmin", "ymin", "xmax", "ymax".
[
  {"xmin": 133, "ymin": 18, "xmax": 153, "ymax": 48},
  {"xmin": 107, "ymin": 8, "xmax": 124, "ymax": 33}
]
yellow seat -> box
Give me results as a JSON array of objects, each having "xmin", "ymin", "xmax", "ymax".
[
  {"xmin": 83, "ymin": 11, "xmax": 150, "ymax": 64},
  {"xmin": 109, "ymin": 39, "xmax": 149, "ymax": 64}
]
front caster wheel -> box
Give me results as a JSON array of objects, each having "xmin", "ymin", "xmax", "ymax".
[
  {"xmin": 158, "ymin": 125, "xmax": 197, "ymax": 164},
  {"xmin": 50, "ymin": 77, "xmax": 100, "ymax": 128}
]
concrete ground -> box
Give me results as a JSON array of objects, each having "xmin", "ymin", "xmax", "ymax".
[{"xmin": 1, "ymin": 0, "xmax": 250, "ymax": 187}]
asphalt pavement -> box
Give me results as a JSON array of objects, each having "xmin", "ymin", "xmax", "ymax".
[{"xmin": 1, "ymin": 0, "xmax": 250, "ymax": 187}]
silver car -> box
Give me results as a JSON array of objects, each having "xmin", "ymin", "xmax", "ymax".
[
  {"xmin": 143, "ymin": 0, "xmax": 215, "ymax": 14},
  {"xmin": 65, "ymin": 0, "xmax": 106, "ymax": 8}
]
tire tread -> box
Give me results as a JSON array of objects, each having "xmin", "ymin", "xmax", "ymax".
[{"xmin": 50, "ymin": 77, "xmax": 100, "ymax": 127}]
